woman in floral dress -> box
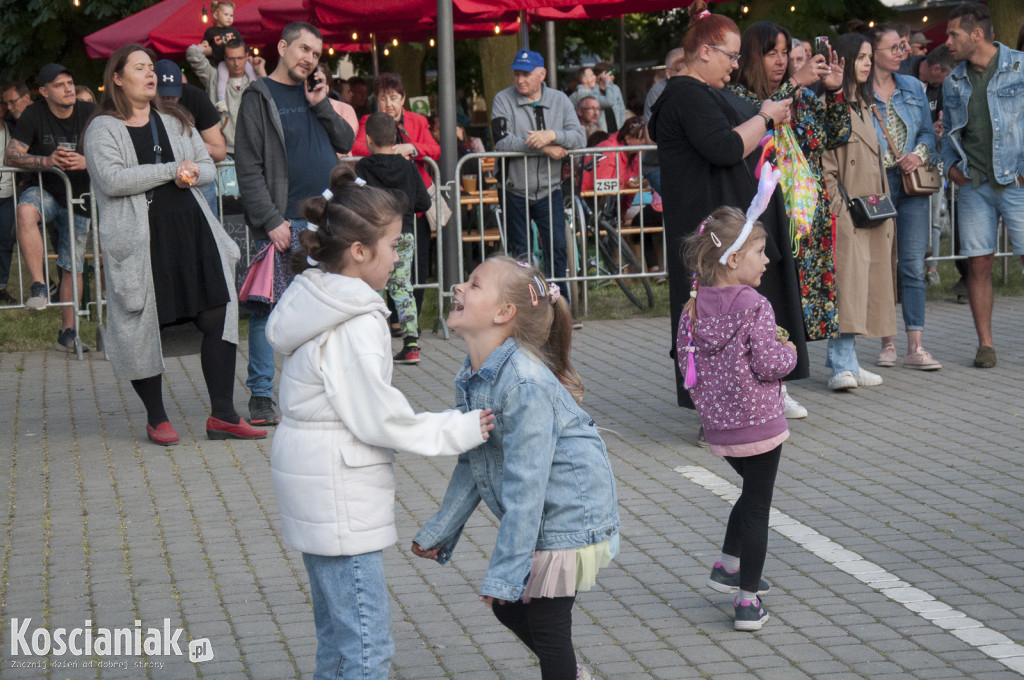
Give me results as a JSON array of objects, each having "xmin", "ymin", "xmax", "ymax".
[{"xmin": 728, "ymin": 21, "xmax": 851, "ymax": 341}]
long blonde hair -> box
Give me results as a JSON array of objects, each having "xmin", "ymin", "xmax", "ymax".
[{"xmin": 490, "ymin": 256, "xmax": 584, "ymax": 403}]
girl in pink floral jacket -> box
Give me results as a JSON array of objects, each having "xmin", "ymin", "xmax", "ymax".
[{"xmin": 677, "ymin": 203, "xmax": 796, "ymax": 633}]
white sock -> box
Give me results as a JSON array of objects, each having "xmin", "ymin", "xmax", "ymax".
[
  {"xmin": 720, "ymin": 553, "xmax": 740, "ymax": 571},
  {"xmin": 739, "ymin": 589, "xmax": 758, "ymax": 603}
]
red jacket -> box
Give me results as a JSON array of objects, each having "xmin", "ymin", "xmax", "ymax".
[
  {"xmin": 580, "ymin": 132, "xmax": 641, "ymax": 194},
  {"xmin": 352, "ymin": 109, "xmax": 440, "ymax": 189}
]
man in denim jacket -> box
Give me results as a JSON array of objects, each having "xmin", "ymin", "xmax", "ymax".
[{"xmin": 941, "ymin": 2, "xmax": 1024, "ymax": 369}]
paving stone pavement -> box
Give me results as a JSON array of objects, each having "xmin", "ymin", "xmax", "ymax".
[{"xmin": 1, "ymin": 295, "xmax": 1022, "ymax": 679}]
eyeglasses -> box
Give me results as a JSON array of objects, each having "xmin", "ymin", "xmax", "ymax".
[
  {"xmin": 875, "ymin": 43, "xmax": 907, "ymax": 55},
  {"xmin": 708, "ymin": 44, "xmax": 741, "ymax": 64}
]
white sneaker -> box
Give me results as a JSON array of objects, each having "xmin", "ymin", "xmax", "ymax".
[
  {"xmin": 828, "ymin": 371, "xmax": 858, "ymax": 391},
  {"xmin": 781, "ymin": 385, "xmax": 807, "ymax": 419},
  {"xmin": 856, "ymin": 368, "xmax": 883, "ymax": 386}
]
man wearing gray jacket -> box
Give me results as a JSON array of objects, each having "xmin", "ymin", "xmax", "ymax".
[
  {"xmin": 492, "ymin": 49, "xmax": 585, "ymax": 298},
  {"xmin": 234, "ymin": 21, "xmax": 353, "ymax": 425}
]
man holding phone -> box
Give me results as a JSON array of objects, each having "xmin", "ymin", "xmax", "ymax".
[
  {"xmin": 234, "ymin": 22, "xmax": 353, "ymax": 425},
  {"xmin": 4, "ymin": 63, "xmax": 94, "ymax": 351}
]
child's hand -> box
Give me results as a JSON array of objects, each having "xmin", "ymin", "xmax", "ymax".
[
  {"xmin": 783, "ymin": 340, "xmax": 797, "ymax": 355},
  {"xmin": 411, "ymin": 542, "xmax": 441, "ymax": 560},
  {"xmin": 479, "ymin": 408, "xmax": 495, "ymax": 440},
  {"xmin": 200, "ymin": 40, "xmax": 212, "ymax": 57},
  {"xmin": 479, "ymin": 595, "xmax": 507, "ymax": 608}
]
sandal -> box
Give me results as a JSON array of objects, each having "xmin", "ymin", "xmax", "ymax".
[
  {"xmin": 695, "ymin": 426, "xmax": 710, "ymax": 449},
  {"xmin": 903, "ymin": 347, "xmax": 942, "ymax": 371},
  {"xmin": 876, "ymin": 342, "xmax": 897, "ymax": 367}
]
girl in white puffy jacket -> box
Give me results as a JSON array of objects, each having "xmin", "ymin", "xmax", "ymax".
[{"xmin": 266, "ymin": 166, "xmax": 493, "ymax": 680}]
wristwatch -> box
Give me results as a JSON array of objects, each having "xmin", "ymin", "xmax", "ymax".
[{"xmin": 757, "ymin": 112, "xmax": 774, "ymax": 130}]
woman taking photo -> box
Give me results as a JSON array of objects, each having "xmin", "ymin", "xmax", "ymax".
[
  {"xmin": 820, "ymin": 33, "xmax": 898, "ymax": 391},
  {"xmin": 85, "ymin": 44, "xmax": 265, "ymax": 445},
  {"xmin": 727, "ymin": 21, "xmax": 851, "ymax": 346},
  {"xmin": 869, "ymin": 25, "xmax": 941, "ymax": 370},
  {"xmin": 650, "ymin": 1, "xmax": 808, "ymax": 437}
]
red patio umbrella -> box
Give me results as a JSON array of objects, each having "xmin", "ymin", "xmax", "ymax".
[{"xmin": 84, "ymin": 0, "xmax": 191, "ymax": 58}]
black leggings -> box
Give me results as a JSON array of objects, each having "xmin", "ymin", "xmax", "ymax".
[
  {"xmin": 722, "ymin": 445, "xmax": 782, "ymax": 593},
  {"xmin": 131, "ymin": 305, "xmax": 238, "ymax": 425},
  {"xmin": 492, "ymin": 596, "xmax": 576, "ymax": 680}
]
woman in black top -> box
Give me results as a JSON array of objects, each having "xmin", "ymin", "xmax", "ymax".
[{"xmin": 649, "ymin": 3, "xmax": 808, "ymax": 418}]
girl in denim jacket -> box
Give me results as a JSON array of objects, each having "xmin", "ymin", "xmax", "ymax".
[
  {"xmin": 677, "ymin": 194, "xmax": 797, "ymax": 632},
  {"xmin": 412, "ymin": 257, "xmax": 620, "ymax": 680}
]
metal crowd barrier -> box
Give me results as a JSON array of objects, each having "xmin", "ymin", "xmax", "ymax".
[
  {"xmin": 450, "ymin": 146, "xmax": 667, "ymax": 315},
  {"xmin": 924, "ymin": 180, "xmax": 1014, "ymax": 283},
  {"xmin": 0, "ymin": 166, "xmax": 94, "ymax": 359}
]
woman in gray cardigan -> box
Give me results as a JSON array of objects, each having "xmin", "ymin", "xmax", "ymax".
[{"xmin": 85, "ymin": 44, "xmax": 266, "ymax": 445}]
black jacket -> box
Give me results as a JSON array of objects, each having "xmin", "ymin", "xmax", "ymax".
[{"xmin": 355, "ymin": 153, "xmax": 431, "ymax": 234}]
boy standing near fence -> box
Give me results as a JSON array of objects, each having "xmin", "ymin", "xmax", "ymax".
[{"xmin": 356, "ymin": 112, "xmax": 431, "ymax": 365}]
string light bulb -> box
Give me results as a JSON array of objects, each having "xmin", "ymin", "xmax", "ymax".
[
  {"xmin": 252, "ymin": 47, "xmax": 259, "ymax": 55},
  {"xmin": 868, "ymin": 20, "xmax": 875, "ymax": 27},
  {"xmin": 742, "ymin": 5, "xmax": 749, "ymax": 12},
  {"xmin": 789, "ymin": 5, "xmax": 795, "ymax": 11},
  {"xmin": 922, "ymin": 15, "xmax": 928, "ymax": 22},
  {"xmin": 352, "ymin": 32, "xmax": 358, "ymax": 40},
  {"xmin": 72, "ymin": 0, "xmax": 80, "ymax": 6},
  {"xmin": 328, "ymin": 47, "xmax": 334, "ymax": 56},
  {"xmin": 494, "ymin": 24, "xmax": 501, "ymax": 34},
  {"xmin": 383, "ymin": 48, "xmax": 390, "ymax": 56},
  {"xmin": 429, "ymin": 38, "xmax": 435, "ymax": 47},
  {"xmin": 392, "ymin": 38, "xmax": 398, "ymax": 46},
  {"xmin": 202, "ymin": 4, "xmax": 208, "ymax": 22}
]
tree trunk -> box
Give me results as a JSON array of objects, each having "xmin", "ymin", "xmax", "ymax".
[
  {"xmin": 388, "ymin": 42, "xmax": 426, "ymax": 98},
  {"xmin": 989, "ymin": 0, "xmax": 1024, "ymax": 47},
  {"xmin": 477, "ymin": 34, "xmax": 521, "ymax": 122}
]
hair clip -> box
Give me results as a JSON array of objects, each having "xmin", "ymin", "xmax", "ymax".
[
  {"xmin": 533, "ymin": 276, "xmax": 546, "ymax": 295},
  {"xmin": 306, "ymin": 256, "xmax": 320, "ymax": 266},
  {"xmin": 529, "ymin": 283, "xmax": 539, "ymax": 307},
  {"xmin": 515, "ymin": 260, "xmax": 531, "ymax": 268},
  {"xmin": 354, "ymin": 177, "xmax": 367, "ymax": 187},
  {"xmin": 305, "ymin": 222, "xmax": 319, "ymax": 233},
  {"xmin": 547, "ymin": 282, "xmax": 561, "ymax": 302},
  {"xmin": 321, "ymin": 188, "xmax": 333, "ymax": 201},
  {"xmin": 710, "ymin": 232, "xmax": 722, "ymax": 247},
  {"xmin": 697, "ymin": 215, "xmax": 713, "ymax": 234},
  {"xmin": 695, "ymin": 9, "xmax": 711, "ymax": 19}
]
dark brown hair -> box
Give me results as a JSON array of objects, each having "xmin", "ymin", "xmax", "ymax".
[
  {"xmin": 365, "ymin": 112, "xmax": 397, "ymax": 147},
  {"xmin": 373, "ymin": 72, "xmax": 405, "ymax": 98},
  {"xmin": 489, "ymin": 256, "xmax": 584, "ymax": 403},
  {"xmin": 94, "ymin": 45, "xmax": 192, "ymax": 134},
  {"xmin": 735, "ymin": 21, "xmax": 792, "ymax": 100},
  {"xmin": 949, "ymin": 2, "xmax": 994, "ymax": 41},
  {"xmin": 834, "ymin": 32, "xmax": 872, "ymax": 105},
  {"xmin": 681, "ymin": 0, "xmax": 739, "ymax": 66},
  {"xmin": 293, "ymin": 164, "xmax": 405, "ymax": 275}
]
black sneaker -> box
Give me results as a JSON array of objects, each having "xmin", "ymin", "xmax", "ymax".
[
  {"xmin": 394, "ymin": 341, "xmax": 421, "ymax": 365},
  {"xmin": 707, "ymin": 562, "xmax": 771, "ymax": 595},
  {"xmin": 0, "ymin": 288, "xmax": 15, "ymax": 305},
  {"xmin": 248, "ymin": 396, "xmax": 280, "ymax": 426},
  {"xmin": 55, "ymin": 328, "xmax": 91, "ymax": 353},
  {"xmin": 25, "ymin": 281, "xmax": 49, "ymax": 310},
  {"xmin": 734, "ymin": 595, "xmax": 769, "ymax": 631}
]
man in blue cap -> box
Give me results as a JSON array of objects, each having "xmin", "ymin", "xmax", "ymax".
[{"xmin": 491, "ymin": 49, "xmax": 585, "ymax": 301}]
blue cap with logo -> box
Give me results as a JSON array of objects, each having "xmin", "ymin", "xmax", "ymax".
[
  {"xmin": 37, "ymin": 63, "xmax": 72, "ymax": 87},
  {"xmin": 155, "ymin": 60, "xmax": 183, "ymax": 98},
  {"xmin": 510, "ymin": 50, "xmax": 544, "ymax": 72}
]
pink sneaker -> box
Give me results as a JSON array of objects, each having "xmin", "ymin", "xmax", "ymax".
[
  {"xmin": 876, "ymin": 342, "xmax": 897, "ymax": 367},
  {"xmin": 904, "ymin": 347, "xmax": 941, "ymax": 371}
]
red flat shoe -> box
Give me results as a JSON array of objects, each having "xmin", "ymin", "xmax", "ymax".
[
  {"xmin": 206, "ymin": 416, "xmax": 268, "ymax": 440},
  {"xmin": 146, "ymin": 421, "xmax": 180, "ymax": 446}
]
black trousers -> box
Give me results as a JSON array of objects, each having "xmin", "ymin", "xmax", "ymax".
[
  {"xmin": 492, "ymin": 596, "xmax": 576, "ymax": 679},
  {"xmin": 722, "ymin": 445, "xmax": 782, "ymax": 593}
]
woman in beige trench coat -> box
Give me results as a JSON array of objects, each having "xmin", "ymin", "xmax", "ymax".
[{"xmin": 821, "ymin": 33, "xmax": 897, "ymax": 392}]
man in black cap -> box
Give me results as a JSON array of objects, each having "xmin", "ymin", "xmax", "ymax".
[
  {"xmin": 4, "ymin": 63, "xmax": 95, "ymax": 351},
  {"xmin": 155, "ymin": 60, "xmax": 227, "ymax": 217}
]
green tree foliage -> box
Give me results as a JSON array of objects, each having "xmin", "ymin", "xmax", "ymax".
[{"xmin": 0, "ymin": 0, "xmax": 155, "ymax": 85}]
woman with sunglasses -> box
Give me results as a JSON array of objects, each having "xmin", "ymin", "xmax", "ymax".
[
  {"xmin": 650, "ymin": 0, "xmax": 808, "ymax": 443},
  {"xmin": 726, "ymin": 23, "xmax": 850, "ymax": 367},
  {"xmin": 869, "ymin": 24, "xmax": 941, "ymax": 371}
]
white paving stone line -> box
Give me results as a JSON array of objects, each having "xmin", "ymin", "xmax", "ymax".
[{"xmin": 675, "ymin": 465, "xmax": 1024, "ymax": 675}]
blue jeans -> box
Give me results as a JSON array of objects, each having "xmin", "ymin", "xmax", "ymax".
[
  {"xmin": 18, "ymin": 186, "xmax": 90, "ymax": 273},
  {"xmin": 246, "ymin": 236, "xmax": 275, "ymax": 399},
  {"xmin": 825, "ymin": 333, "xmax": 859, "ymax": 376},
  {"xmin": 504, "ymin": 190, "xmax": 568, "ymax": 298},
  {"xmin": 0, "ymin": 195, "xmax": 16, "ymax": 286},
  {"xmin": 956, "ymin": 180, "xmax": 1024, "ymax": 257},
  {"xmin": 887, "ymin": 168, "xmax": 929, "ymax": 331},
  {"xmin": 199, "ymin": 180, "xmax": 219, "ymax": 220},
  {"xmin": 302, "ymin": 551, "xmax": 393, "ymax": 680}
]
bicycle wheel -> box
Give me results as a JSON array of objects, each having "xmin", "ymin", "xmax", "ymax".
[{"xmin": 598, "ymin": 220, "xmax": 655, "ymax": 310}]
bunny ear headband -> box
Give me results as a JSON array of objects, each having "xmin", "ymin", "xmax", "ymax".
[{"xmin": 717, "ymin": 161, "xmax": 781, "ymax": 264}]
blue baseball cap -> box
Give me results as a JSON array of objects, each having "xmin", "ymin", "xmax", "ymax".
[
  {"xmin": 155, "ymin": 60, "xmax": 183, "ymax": 98},
  {"xmin": 510, "ymin": 50, "xmax": 544, "ymax": 72}
]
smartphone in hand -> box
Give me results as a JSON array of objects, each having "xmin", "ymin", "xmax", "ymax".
[
  {"xmin": 306, "ymin": 72, "xmax": 319, "ymax": 92},
  {"xmin": 814, "ymin": 36, "xmax": 830, "ymax": 59}
]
